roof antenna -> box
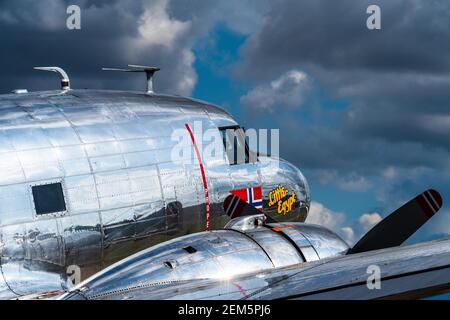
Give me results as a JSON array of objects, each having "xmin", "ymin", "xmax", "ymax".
[
  {"xmin": 102, "ymin": 65, "xmax": 160, "ymax": 94},
  {"xmin": 33, "ymin": 67, "xmax": 71, "ymax": 90}
]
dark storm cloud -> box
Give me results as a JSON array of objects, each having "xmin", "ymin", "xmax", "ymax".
[
  {"xmin": 240, "ymin": 0, "xmax": 450, "ymax": 77},
  {"xmin": 0, "ymin": 1, "xmax": 129, "ymax": 90},
  {"xmin": 0, "ymin": 0, "xmax": 448, "ymax": 239},
  {"xmin": 0, "ymin": 0, "xmax": 205, "ymax": 94},
  {"xmin": 235, "ymin": 0, "xmax": 450, "ymax": 236},
  {"xmin": 238, "ymin": 0, "xmax": 450, "ymax": 171},
  {"xmin": 0, "ymin": 0, "xmax": 267, "ymax": 94},
  {"xmin": 2, "ymin": 0, "xmax": 447, "ymax": 180}
]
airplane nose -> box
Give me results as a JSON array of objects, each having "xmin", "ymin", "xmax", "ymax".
[{"xmin": 260, "ymin": 157, "xmax": 310, "ymax": 223}]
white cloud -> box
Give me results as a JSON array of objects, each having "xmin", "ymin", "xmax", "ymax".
[
  {"xmin": 358, "ymin": 213, "xmax": 382, "ymax": 232},
  {"xmin": 382, "ymin": 167, "xmax": 396, "ymax": 179},
  {"xmin": 208, "ymin": 0, "xmax": 270, "ymax": 35},
  {"xmin": 308, "ymin": 201, "xmax": 344, "ymax": 229},
  {"xmin": 314, "ymin": 169, "xmax": 338, "ymax": 185},
  {"xmin": 340, "ymin": 227, "xmax": 355, "ymax": 245},
  {"xmin": 138, "ymin": 0, "xmax": 191, "ymax": 48},
  {"xmin": 118, "ymin": 0, "xmax": 197, "ymax": 96},
  {"xmin": 172, "ymin": 49, "xmax": 197, "ymax": 96},
  {"xmin": 308, "ymin": 201, "xmax": 354, "ymax": 244},
  {"xmin": 308, "ymin": 202, "xmax": 385, "ymax": 245},
  {"xmin": 314, "ymin": 170, "xmax": 372, "ymax": 192},
  {"xmin": 240, "ymin": 70, "xmax": 310, "ymax": 112},
  {"xmin": 126, "ymin": 0, "xmax": 266, "ymax": 97},
  {"xmin": 0, "ymin": 0, "xmax": 270, "ymax": 97},
  {"xmin": 337, "ymin": 175, "xmax": 372, "ymax": 192}
]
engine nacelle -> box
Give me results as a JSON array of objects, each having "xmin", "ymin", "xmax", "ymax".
[{"xmin": 60, "ymin": 215, "xmax": 348, "ymax": 300}]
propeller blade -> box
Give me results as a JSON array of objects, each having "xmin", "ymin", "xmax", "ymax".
[{"xmin": 350, "ymin": 189, "xmax": 443, "ymax": 254}]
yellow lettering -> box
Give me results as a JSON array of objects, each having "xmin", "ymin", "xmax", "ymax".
[
  {"xmin": 269, "ymin": 186, "xmax": 297, "ymax": 216},
  {"xmin": 268, "ymin": 191, "xmax": 275, "ymax": 206}
]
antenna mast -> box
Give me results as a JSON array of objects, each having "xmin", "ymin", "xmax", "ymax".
[
  {"xmin": 34, "ymin": 66, "xmax": 71, "ymax": 90},
  {"xmin": 102, "ymin": 65, "xmax": 160, "ymax": 94}
]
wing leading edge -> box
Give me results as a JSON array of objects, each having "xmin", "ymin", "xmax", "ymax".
[
  {"xmin": 61, "ymin": 237, "xmax": 450, "ymax": 300},
  {"xmin": 252, "ymin": 238, "xmax": 450, "ymax": 300},
  {"xmin": 59, "ymin": 189, "xmax": 449, "ymax": 300},
  {"xmin": 175, "ymin": 238, "xmax": 450, "ymax": 300}
]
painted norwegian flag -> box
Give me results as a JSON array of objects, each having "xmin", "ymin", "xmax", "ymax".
[
  {"xmin": 224, "ymin": 186, "xmax": 263, "ymax": 219},
  {"xmin": 231, "ymin": 186, "xmax": 263, "ymax": 212}
]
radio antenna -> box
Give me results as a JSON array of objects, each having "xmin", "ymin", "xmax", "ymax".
[
  {"xmin": 102, "ymin": 65, "xmax": 160, "ymax": 94},
  {"xmin": 34, "ymin": 66, "xmax": 71, "ymax": 90}
]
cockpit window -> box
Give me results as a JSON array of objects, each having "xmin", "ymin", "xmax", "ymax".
[
  {"xmin": 219, "ymin": 126, "xmax": 254, "ymax": 165},
  {"xmin": 32, "ymin": 182, "xmax": 67, "ymax": 215}
]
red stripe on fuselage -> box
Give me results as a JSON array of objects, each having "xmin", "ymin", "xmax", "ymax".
[{"xmin": 185, "ymin": 123, "xmax": 210, "ymax": 231}]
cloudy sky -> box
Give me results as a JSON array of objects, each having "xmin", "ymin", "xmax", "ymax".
[{"xmin": 1, "ymin": 0, "xmax": 449, "ymax": 247}]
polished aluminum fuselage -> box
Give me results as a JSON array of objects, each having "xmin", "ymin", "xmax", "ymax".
[
  {"xmin": 60, "ymin": 221, "xmax": 350, "ymax": 300},
  {"xmin": 0, "ymin": 89, "xmax": 309, "ymax": 298}
]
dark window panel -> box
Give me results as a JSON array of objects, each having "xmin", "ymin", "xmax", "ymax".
[{"xmin": 32, "ymin": 183, "xmax": 66, "ymax": 215}]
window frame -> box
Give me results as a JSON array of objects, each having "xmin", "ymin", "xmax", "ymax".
[
  {"xmin": 30, "ymin": 180, "xmax": 68, "ymax": 218},
  {"xmin": 219, "ymin": 125, "xmax": 258, "ymax": 166}
]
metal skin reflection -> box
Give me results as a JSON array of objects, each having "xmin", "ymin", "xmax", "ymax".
[
  {"xmin": 0, "ymin": 88, "xmax": 310, "ymax": 299},
  {"xmin": 60, "ymin": 216, "xmax": 350, "ymax": 300}
]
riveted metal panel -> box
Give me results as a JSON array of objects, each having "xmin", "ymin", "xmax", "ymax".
[
  {"xmin": 95, "ymin": 170, "xmax": 133, "ymax": 211},
  {"xmin": 25, "ymin": 103, "xmax": 66, "ymax": 122},
  {"xmin": 101, "ymin": 207, "xmax": 135, "ymax": 244},
  {"xmin": 56, "ymin": 145, "xmax": 91, "ymax": 177},
  {"xmin": 0, "ymin": 183, "xmax": 33, "ymax": 226},
  {"xmin": 127, "ymin": 166, "xmax": 162, "ymax": 204},
  {"xmin": 25, "ymin": 218, "xmax": 63, "ymax": 266},
  {"xmin": 59, "ymin": 212, "xmax": 102, "ymax": 267},
  {"xmin": 0, "ymin": 223, "xmax": 26, "ymax": 260},
  {"xmin": 277, "ymin": 226, "xmax": 320, "ymax": 262},
  {"xmin": 0, "ymin": 151, "xmax": 26, "ymax": 185},
  {"xmin": 123, "ymin": 150, "xmax": 158, "ymax": 168},
  {"xmin": 64, "ymin": 230, "xmax": 274, "ymax": 299},
  {"xmin": 3, "ymin": 126, "xmax": 53, "ymax": 150},
  {"xmin": 293, "ymin": 224, "xmax": 349, "ymax": 259},
  {"xmin": 245, "ymin": 228, "xmax": 304, "ymax": 267},
  {"xmin": 0, "ymin": 89, "xmax": 312, "ymax": 299},
  {"xmin": 18, "ymin": 148, "xmax": 63, "ymax": 181},
  {"xmin": 43, "ymin": 123, "xmax": 81, "ymax": 147},
  {"xmin": 64, "ymin": 174, "xmax": 99, "ymax": 214}
]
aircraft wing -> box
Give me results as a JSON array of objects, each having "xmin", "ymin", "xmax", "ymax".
[
  {"xmin": 59, "ymin": 189, "xmax": 449, "ymax": 300},
  {"xmin": 103, "ymin": 238, "xmax": 449, "ymax": 300},
  {"xmin": 252, "ymin": 237, "xmax": 450, "ymax": 300}
]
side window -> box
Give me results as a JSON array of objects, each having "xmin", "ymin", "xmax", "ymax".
[
  {"xmin": 219, "ymin": 126, "xmax": 256, "ymax": 165},
  {"xmin": 32, "ymin": 182, "xmax": 67, "ymax": 215}
]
